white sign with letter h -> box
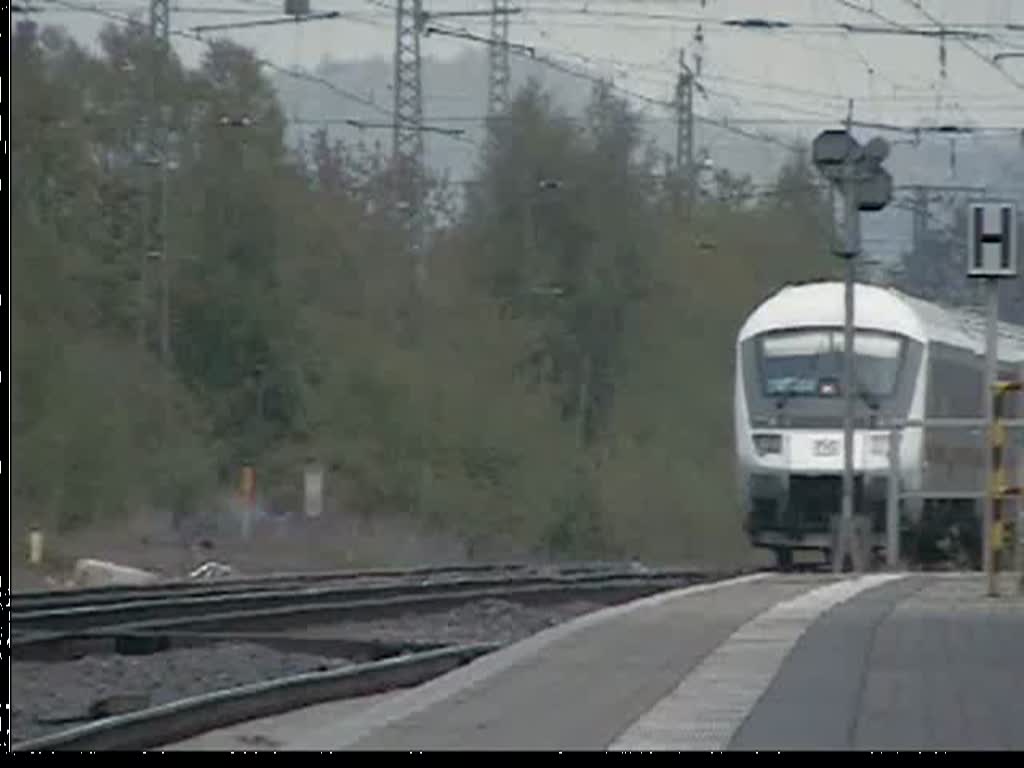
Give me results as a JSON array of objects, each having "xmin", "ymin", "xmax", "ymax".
[{"xmin": 967, "ymin": 201, "xmax": 1018, "ymax": 278}]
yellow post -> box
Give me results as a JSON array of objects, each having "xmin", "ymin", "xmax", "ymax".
[
  {"xmin": 990, "ymin": 390, "xmax": 1002, "ymax": 597},
  {"xmin": 990, "ymin": 380, "xmax": 1024, "ymax": 597},
  {"xmin": 1019, "ymin": 510, "xmax": 1024, "ymax": 596}
]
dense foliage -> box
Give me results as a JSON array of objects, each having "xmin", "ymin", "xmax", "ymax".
[{"xmin": 12, "ymin": 22, "xmax": 837, "ymax": 563}]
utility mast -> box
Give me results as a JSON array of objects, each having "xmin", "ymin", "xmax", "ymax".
[
  {"xmin": 674, "ymin": 48, "xmax": 695, "ymax": 215},
  {"xmin": 144, "ymin": 0, "xmax": 171, "ymax": 364},
  {"xmin": 393, "ymin": 0, "xmax": 426, "ymax": 290},
  {"xmin": 912, "ymin": 184, "xmax": 929, "ymax": 257},
  {"xmin": 488, "ymin": 0, "xmax": 512, "ymax": 116}
]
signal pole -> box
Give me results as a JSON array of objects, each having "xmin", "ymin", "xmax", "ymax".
[
  {"xmin": 985, "ymin": 279, "xmax": 1000, "ymax": 592},
  {"xmin": 393, "ymin": 0, "xmax": 426, "ymax": 291},
  {"xmin": 813, "ymin": 111, "xmax": 894, "ymax": 574},
  {"xmin": 488, "ymin": 0, "xmax": 511, "ymax": 116},
  {"xmin": 839, "ymin": 108, "xmax": 859, "ymax": 574},
  {"xmin": 675, "ymin": 48, "xmax": 694, "ymax": 215}
]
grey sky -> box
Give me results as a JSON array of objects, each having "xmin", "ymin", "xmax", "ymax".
[
  {"xmin": 27, "ymin": 0, "xmax": 1024, "ymax": 267},
  {"xmin": 37, "ymin": 1, "xmax": 1024, "ymax": 129}
]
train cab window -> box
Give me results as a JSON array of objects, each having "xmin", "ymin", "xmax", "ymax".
[
  {"xmin": 841, "ymin": 334, "xmax": 903, "ymax": 396},
  {"xmin": 758, "ymin": 329, "xmax": 906, "ymax": 399}
]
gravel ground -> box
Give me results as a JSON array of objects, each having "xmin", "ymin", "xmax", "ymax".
[
  {"xmin": 11, "ymin": 643, "xmax": 349, "ymax": 745},
  {"xmin": 303, "ymin": 598, "xmax": 608, "ymax": 646},
  {"xmin": 11, "ymin": 598, "xmax": 607, "ymax": 745}
]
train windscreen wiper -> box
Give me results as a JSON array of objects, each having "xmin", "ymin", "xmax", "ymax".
[
  {"xmin": 857, "ymin": 389, "xmax": 880, "ymax": 411},
  {"xmin": 774, "ymin": 384, "xmax": 798, "ymax": 410},
  {"xmin": 854, "ymin": 372, "xmax": 881, "ymax": 411}
]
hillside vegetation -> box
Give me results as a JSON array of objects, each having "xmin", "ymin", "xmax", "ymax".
[{"xmin": 12, "ymin": 23, "xmax": 838, "ymax": 566}]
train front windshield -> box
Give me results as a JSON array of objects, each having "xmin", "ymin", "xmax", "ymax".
[{"xmin": 758, "ymin": 329, "xmax": 905, "ymax": 400}]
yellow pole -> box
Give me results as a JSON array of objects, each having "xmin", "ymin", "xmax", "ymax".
[
  {"xmin": 989, "ymin": 388, "xmax": 1001, "ymax": 597},
  {"xmin": 990, "ymin": 380, "xmax": 1024, "ymax": 596}
]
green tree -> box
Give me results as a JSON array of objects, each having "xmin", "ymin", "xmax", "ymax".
[{"xmin": 12, "ymin": 26, "xmax": 217, "ymax": 532}]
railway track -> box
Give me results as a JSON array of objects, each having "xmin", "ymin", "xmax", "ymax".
[
  {"xmin": 11, "ymin": 560, "xmax": 652, "ymax": 613},
  {"xmin": 11, "ymin": 572, "xmax": 728, "ymax": 678},
  {"xmin": 10, "ymin": 565, "xmax": 707, "ymax": 634},
  {"xmin": 10, "ymin": 565, "xmax": 765, "ymax": 751},
  {"xmin": 12, "ymin": 562, "xmax": 534, "ymax": 612},
  {"xmin": 12, "ymin": 644, "xmax": 500, "ymax": 751}
]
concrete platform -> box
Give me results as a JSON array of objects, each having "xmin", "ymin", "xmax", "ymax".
[
  {"xmin": 733, "ymin": 574, "xmax": 1024, "ymax": 751},
  {"xmin": 164, "ymin": 571, "xmax": 1024, "ymax": 751}
]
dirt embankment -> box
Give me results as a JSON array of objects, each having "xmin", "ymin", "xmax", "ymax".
[{"xmin": 10, "ymin": 508, "xmax": 474, "ymax": 592}]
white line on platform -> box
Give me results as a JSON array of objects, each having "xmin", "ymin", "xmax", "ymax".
[
  {"xmin": 607, "ymin": 573, "xmax": 905, "ymax": 752},
  {"xmin": 291, "ymin": 570, "xmax": 772, "ymax": 751}
]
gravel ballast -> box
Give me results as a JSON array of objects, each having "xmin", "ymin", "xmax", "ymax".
[
  {"xmin": 301, "ymin": 598, "xmax": 607, "ymax": 646},
  {"xmin": 11, "ymin": 598, "xmax": 608, "ymax": 745},
  {"xmin": 11, "ymin": 643, "xmax": 349, "ymax": 744}
]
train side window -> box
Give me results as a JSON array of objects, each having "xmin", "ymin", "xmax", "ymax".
[
  {"xmin": 938, "ymin": 356, "xmax": 961, "ymax": 417},
  {"xmin": 932, "ymin": 347, "xmax": 982, "ymax": 418},
  {"xmin": 951, "ymin": 361, "xmax": 967, "ymax": 416},
  {"xmin": 959, "ymin": 362, "xmax": 983, "ymax": 417},
  {"xmin": 928, "ymin": 355, "xmax": 945, "ymax": 416},
  {"xmin": 937, "ymin": 359, "xmax": 953, "ymax": 416}
]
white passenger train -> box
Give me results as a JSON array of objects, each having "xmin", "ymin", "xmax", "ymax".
[{"xmin": 734, "ymin": 280, "xmax": 1024, "ymax": 569}]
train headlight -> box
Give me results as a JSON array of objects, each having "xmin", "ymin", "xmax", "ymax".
[
  {"xmin": 753, "ymin": 433, "xmax": 783, "ymax": 456},
  {"xmin": 869, "ymin": 434, "xmax": 891, "ymax": 457}
]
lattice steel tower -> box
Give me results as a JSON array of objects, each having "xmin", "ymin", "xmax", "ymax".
[
  {"xmin": 392, "ymin": 0, "xmax": 425, "ymax": 287},
  {"xmin": 674, "ymin": 47, "xmax": 695, "ymax": 214},
  {"xmin": 488, "ymin": 0, "xmax": 511, "ymax": 116}
]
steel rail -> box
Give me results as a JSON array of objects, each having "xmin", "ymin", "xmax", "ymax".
[
  {"xmin": 11, "ymin": 643, "xmax": 501, "ymax": 752},
  {"xmin": 13, "ymin": 561, "xmax": 534, "ymax": 610},
  {"xmin": 12, "ymin": 569, "xmax": 709, "ymax": 633},
  {"xmin": 13, "ymin": 560, "xmax": 660, "ymax": 611}
]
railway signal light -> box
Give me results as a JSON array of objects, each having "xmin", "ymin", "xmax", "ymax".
[
  {"xmin": 812, "ymin": 129, "xmax": 859, "ymax": 167},
  {"xmin": 285, "ymin": 0, "xmax": 311, "ymax": 15},
  {"xmin": 812, "ymin": 130, "xmax": 893, "ymax": 216}
]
